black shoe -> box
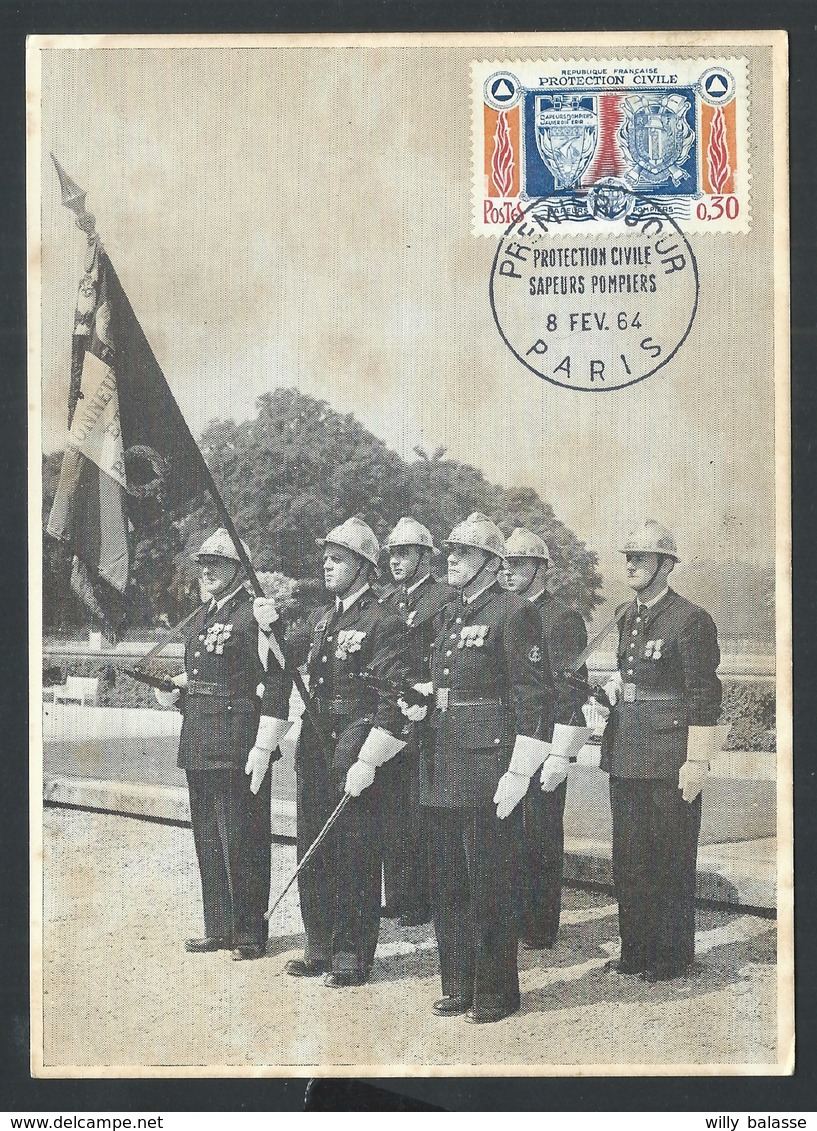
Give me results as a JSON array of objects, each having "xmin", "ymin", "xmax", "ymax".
[
  {"xmin": 323, "ymin": 969, "xmax": 367, "ymax": 988},
  {"xmin": 464, "ymin": 1004, "xmax": 519, "ymax": 1024},
  {"xmin": 231, "ymin": 944, "xmax": 266, "ymax": 961},
  {"xmin": 285, "ymin": 957, "xmax": 329, "ymax": 977},
  {"xmin": 185, "ymin": 936, "xmax": 232, "ymax": 953},
  {"xmin": 432, "ymin": 996, "xmax": 472, "ymax": 1016},
  {"xmin": 380, "ymin": 904, "xmax": 400, "ymax": 919},
  {"xmin": 399, "ymin": 911, "xmax": 431, "ymax": 928},
  {"xmin": 608, "ymin": 959, "xmax": 644, "ymax": 976},
  {"xmin": 642, "ymin": 964, "xmax": 690, "ymax": 983},
  {"xmin": 521, "ymin": 935, "xmax": 556, "ymax": 950}
]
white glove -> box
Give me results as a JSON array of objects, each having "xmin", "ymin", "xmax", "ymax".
[
  {"xmin": 413, "ymin": 682, "xmax": 433, "ymax": 697},
  {"xmin": 508, "ymin": 733, "xmax": 551, "ymax": 776},
  {"xmin": 344, "ymin": 727, "xmax": 406, "ymax": 797},
  {"xmin": 256, "ymin": 715, "xmax": 293, "ymax": 750},
  {"xmin": 540, "ymin": 755, "xmax": 570, "ymax": 792},
  {"xmin": 345, "ymin": 760, "xmax": 376, "ymax": 796},
  {"xmin": 278, "ymin": 716, "xmax": 302, "ymax": 760},
  {"xmin": 357, "ymin": 726, "xmax": 406, "ymax": 767},
  {"xmin": 398, "ymin": 698, "xmax": 428, "ymax": 722},
  {"xmin": 678, "ymin": 759, "xmax": 709, "ymax": 803},
  {"xmin": 603, "ymin": 671, "xmax": 622, "ymax": 706},
  {"xmin": 245, "ymin": 746, "xmax": 274, "ymax": 794},
  {"xmin": 253, "ymin": 596, "xmax": 280, "ymax": 632},
  {"xmin": 154, "ymin": 687, "xmax": 180, "ymax": 708},
  {"xmin": 493, "ymin": 771, "xmax": 530, "ymax": 820},
  {"xmin": 551, "ymin": 722, "xmax": 593, "ymax": 761}
]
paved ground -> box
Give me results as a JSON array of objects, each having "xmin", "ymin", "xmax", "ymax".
[
  {"xmin": 42, "ymin": 705, "xmax": 776, "ymax": 847},
  {"xmin": 39, "ymin": 807, "xmax": 779, "ymax": 1073}
]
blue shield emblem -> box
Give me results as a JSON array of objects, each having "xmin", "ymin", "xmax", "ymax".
[
  {"xmin": 534, "ymin": 95, "xmax": 598, "ymax": 191},
  {"xmin": 619, "ymin": 94, "xmax": 695, "ymax": 187}
]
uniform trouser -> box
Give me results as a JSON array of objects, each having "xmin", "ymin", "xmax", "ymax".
[
  {"xmin": 609, "ymin": 776, "xmax": 703, "ymax": 973},
  {"xmin": 186, "ymin": 766, "xmax": 272, "ymax": 947},
  {"xmin": 296, "ymin": 752, "xmax": 382, "ymax": 975},
  {"xmin": 381, "ymin": 744, "xmax": 431, "ymax": 919},
  {"xmin": 427, "ymin": 804, "xmax": 523, "ymax": 1011},
  {"xmin": 522, "ymin": 776, "xmax": 568, "ymax": 943}
]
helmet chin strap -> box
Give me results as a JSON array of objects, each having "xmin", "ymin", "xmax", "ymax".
[
  {"xmin": 337, "ymin": 556, "xmax": 368, "ymax": 601},
  {"xmin": 640, "ymin": 554, "xmax": 668, "ymax": 596},
  {"xmin": 400, "ymin": 548, "xmax": 428, "ymax": 589},
  {"xmin": 515, "ymin": 560, "xmax": 545, "ymax": 597},
  {"xmin": 460, "ymin": 552, "xmax": 495, "ymax": 598}
]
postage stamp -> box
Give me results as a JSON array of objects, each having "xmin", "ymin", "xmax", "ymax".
[{"xmin": 472, "ymin": 58, "xmax": 750, "ymax": 235}]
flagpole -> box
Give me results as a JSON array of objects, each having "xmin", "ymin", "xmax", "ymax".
[
  {"xmin": 51, "ymin": 157, "xmax": 335, "ymax": 759},
  {"xmin": 163, "ymin": 392, "xmax": 338, "ymax": 756}
]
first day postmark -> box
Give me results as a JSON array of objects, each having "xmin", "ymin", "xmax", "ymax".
[{"xmin": 472, "ymin": 58, "xmax": 750, "ymax": 235}]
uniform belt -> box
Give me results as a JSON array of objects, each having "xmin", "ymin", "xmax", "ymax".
[
  {"xmin": 434, "ymin": 691, "xmax": 502, "ymax": 713},
  {"xmin": 313, "ymin": 696, "xmax": 363, "ymax": 715},
  {"xmin": 621, "ymin": 684, "xmax": 683, "ymax": 703},
  {"xmin": 186, "ymin": 681, "xmax": 231, "ymax": 698}
]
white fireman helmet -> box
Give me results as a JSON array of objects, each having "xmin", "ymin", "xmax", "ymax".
[
  {"xmin": 384, "ymin": 517, "xmax": 437, "ymax": 553},
  {"xmin": 444, "ymin": 512, "xmax": 505, "ymax": 559},
  {"xmin": 193, "ymin": 528, "xmax": 251, "ymax": 564},
  {"xmin": 620, "ymin": 520, "xmax": 679, "ymax": 562},
  {"xmin": 317, "ymin": 516, "xmax": 380, "ymax": 567},
  {"xmin": 503, "ymin": 527, "xmax": 550, "ymax": 562}
]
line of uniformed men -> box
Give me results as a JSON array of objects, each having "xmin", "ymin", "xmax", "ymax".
[{"xmin": 162, "ymin": 513, "xmax": 723, "ymax": 1024}]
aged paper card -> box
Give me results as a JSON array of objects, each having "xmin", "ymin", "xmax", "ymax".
[{"xmin": 28, "ymin": 31, "xmax": 791, "ymax": 1077}]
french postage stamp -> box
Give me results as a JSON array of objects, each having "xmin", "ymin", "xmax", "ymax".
[{"xmin": 472, "ymin": 58, "xmax": 750, "ymax": 235}]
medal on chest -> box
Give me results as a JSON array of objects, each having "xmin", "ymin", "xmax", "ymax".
[
  {"xmin": 335, "ymin": 629, "xmax": 366, "ymax": 660},
  {"xmin": 458, "ymin": 624, "xmax": 488, "ymax": 648},
  {"xmin": 204, "ymin": 622, "xmax": 233, "ymax": 654}
]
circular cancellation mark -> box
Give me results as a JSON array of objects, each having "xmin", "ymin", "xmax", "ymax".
[{"xmin": 489, "ymin": 185, "xmax": 699, "ymax": 392}]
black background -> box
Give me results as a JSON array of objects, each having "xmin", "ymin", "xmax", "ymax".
[{"xmin": 2, "ymin": 0, "xmax": 815, "ymax": 1113}]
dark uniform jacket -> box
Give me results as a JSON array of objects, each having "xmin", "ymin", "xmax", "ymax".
[
  {"xmin": 380, "ymin": 573, "xmax": 453, "ymax": 759},
  {"xmin": 600, "ymin": 588, "xmax": 722, "ymax": 780},
  {"xmin": 381, "ymin": 573, "xmax": 453, "ymax": 683},
  {"xmin": 177, "ymin": 587, "xmax": 291, "ymax": 771},
  {"xmin": 423, "ymin": 582, "xmax": 545, "ymax": 808},
  {"xmin": 532, "ymin": 591, "xmax": 587, "ymax": 728},
  {"xmin": 287, "ymin": 588, "xmax": 405, "ymax": 780}
]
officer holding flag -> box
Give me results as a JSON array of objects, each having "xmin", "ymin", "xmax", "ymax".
[{"xmin": 155, "ymin": 529, "xmax": 292, "ymax": 961}]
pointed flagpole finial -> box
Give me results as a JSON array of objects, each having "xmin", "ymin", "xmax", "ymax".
[{"xmin": 51, "ymin": 154, "xmax": 98, "ymax": 239}]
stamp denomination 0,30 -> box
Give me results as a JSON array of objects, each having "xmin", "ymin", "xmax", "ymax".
[
  {"xmin": 489, "ymin": 193, "xmax": 698, "ymax": 390},
  {"xmin": 472, "ymin": 58, "xmax": 749, "ymax": 235}
]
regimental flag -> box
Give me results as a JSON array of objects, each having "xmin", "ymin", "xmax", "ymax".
[{"xmin": 46, "ymin": 163, "xmax": 211, "ymax": 636}]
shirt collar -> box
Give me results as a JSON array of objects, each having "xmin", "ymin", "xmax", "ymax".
[
  {"xmin": 336, "ymin": 582, "xmax": 370, "ymax": 614},
  {"xmin": 525, "ymin": 583, "xmax": 547, "ymax": 604},
  {"xmin": 210, "ymin": 582, "xmax": 244, "ymax": 613},
  {"xmin": 406, "ymin": 572, "xmax": 432, "ymax": 598},
  {"xmin": 637, "ymin": 585, "xmax": 669, "ymax": 612},
  {"xmin": 462, "ymin": 578, "xmax": 496, "ymax": 607}
]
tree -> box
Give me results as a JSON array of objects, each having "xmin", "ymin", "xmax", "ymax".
[
  {"xmin": 200, "ymin": 388, "xmax": 603, "ymax": 617},
  {"xmin": 42, "ymin": 387, "xmax": 604, "ymax": 631},
  {"xmin": 199, "ymin": 388, "xmax": 407, "ymax": 579}
]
